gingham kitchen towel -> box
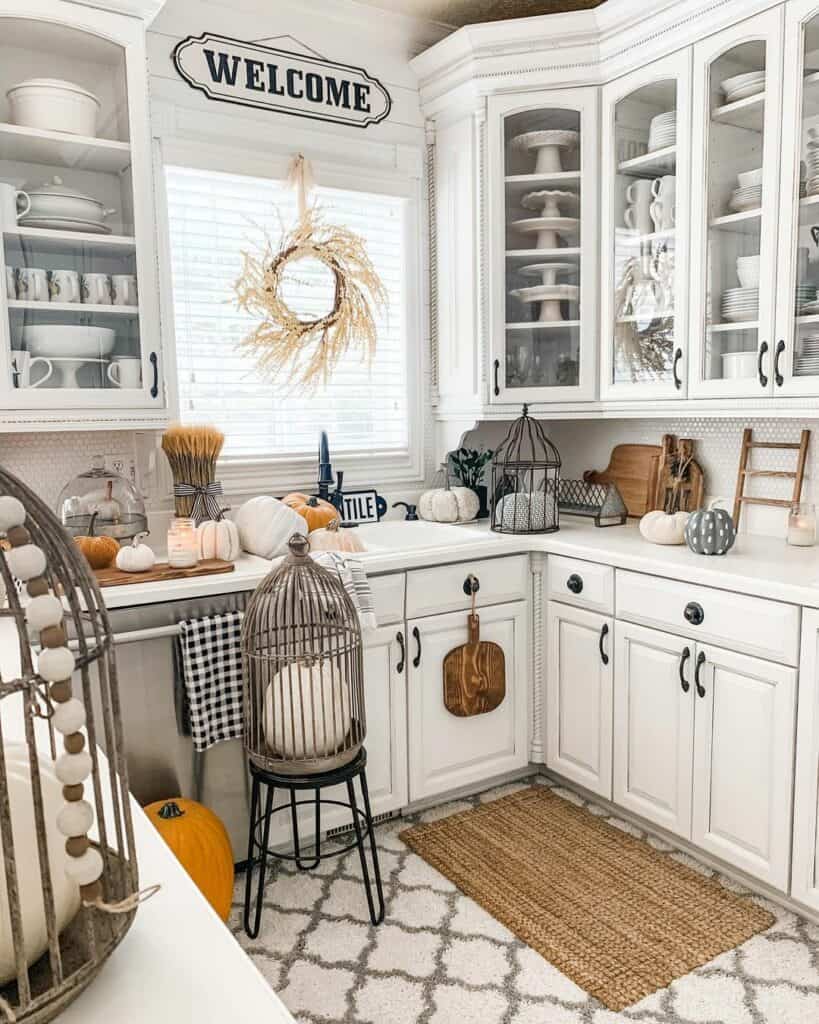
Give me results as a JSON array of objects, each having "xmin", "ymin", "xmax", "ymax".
[
  {"xmin": 178, "ymin": 610, "xmax": 244, "ymax": 752},
  {"xmin": 311, "ymin": 552, "xmax": 377, "ymax": 632}
]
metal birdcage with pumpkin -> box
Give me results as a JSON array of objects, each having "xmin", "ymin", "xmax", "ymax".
[{"xmin": 490, "ymin": 405, "xmax": 562, "ymax": 534}]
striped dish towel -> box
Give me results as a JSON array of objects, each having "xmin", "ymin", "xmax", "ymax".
[{"xmin": 311, "ymin": 552, "xmax": 377, "ymax": 632}]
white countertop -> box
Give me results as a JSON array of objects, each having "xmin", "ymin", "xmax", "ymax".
[{"xmin": 100, "ymin": 519, "xmax": 819, "ymax": 611}]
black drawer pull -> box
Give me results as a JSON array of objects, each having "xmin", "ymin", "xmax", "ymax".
[
  {"xmin": 396, "ymin": 631, "xmax": 405, "ymax": 674},
  {"xmin": 672, "ymin": 347, "xmax": 683, "ymax": 390},
  {"xmin": 679, "ymin": 646, "xmax": 691, "ymax": 693},
  {"xmin": 684, "ymin": 601, "xmax": 704, "ymax": 626},
  {"xmin": 567, "ymin": 573, "xmax": 583, "ymax": 595},
  {"xmin": 774, "ymin": 339, "xmax": 785, "ymax": 388},
  {"xmin": 493, "ymin": 359, "xmax": 500, "ymax": 397},
  {"xmin": 599, "ymin": 623, "xmax": 609, "ymax": 666},
  {"xmin": 758, "ymin": 341, "xmax": 769, "ymax": 388},
  {"xmin": 463, "ymin": 574, "xmax": 480, "ymax": 596},
  {"xmin": 412, "ymin": 626, "xmax": 421, "ymax": 668},
  {"xmin": 695, "ymin": 651, "xmax": 706, "ymax": 698}
]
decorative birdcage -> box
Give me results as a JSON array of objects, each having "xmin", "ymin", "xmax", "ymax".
[
  {"xmin": 490, "ymin": 405, "xmax": 561, "ymax": 534},
  {"xmin": 241, "ymin": 534, "xmax": 365, "ymax": 776},
  {"xmin": 0, "ymin": 466, "xmax": 140, "ymax": 1023}
]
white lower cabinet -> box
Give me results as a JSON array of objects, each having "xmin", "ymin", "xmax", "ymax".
[
  {"xmin": 407, "ymin": 601, "xmax": 529, "ymax": 801},
  {"xmin": 792, "ymin": 610, "xmax": 819, "ymax": 911},
  {"xmin": 546, "ymin": 601, "xmax": 613, "ymax": 799},
  {"xmin": 613, "ymin": 621, "xmax": 693, "ymax": 839}
]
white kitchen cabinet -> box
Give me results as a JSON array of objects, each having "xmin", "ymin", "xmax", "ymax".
[
  {"xmin": 613, "ymin": 621, "xmax": 694, "ymax": 839},
  {"xmin": 407, "ymin": 600, "xmax": 529, "ymax": 801},
  {"xmin": 545, "ymin": 601, "xmax": 612, "ymax": 798},
  {"xmin": 792, "ymin": 609, "xmax": 819, "ymax": 911},
  {"xmin": 692, "ymin": 642, "xmax": 796, "ymax": 891}
]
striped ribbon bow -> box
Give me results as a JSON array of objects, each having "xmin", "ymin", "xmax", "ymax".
[{"xmin": 173, "ymin": 482, "xmax": 225, "ymax": 525}]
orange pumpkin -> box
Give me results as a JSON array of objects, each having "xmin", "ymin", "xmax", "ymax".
[
  {"xmin": 74, "ymin": 513, "xmax": 119, "ymax": 570},
  {"xmin": 144, "ymin": 799, "xmax": 234, "ymax": 921},
  {"xmin": 309, "ymin": 518, "xmax": 366, "ymax": 553},
  {"xmin": 282, "ymin": 492, "xmax": 338, "ymax": 533}
]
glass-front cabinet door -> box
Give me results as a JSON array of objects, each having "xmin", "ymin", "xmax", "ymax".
[
  {"xmin": 689, "ymin": 9, "xmax": 784, "ymax": 398},
  {"xmin": 487, "ymin": 88, "xmax": 598, "ymax": 405},
  {"xmin": 600, "ymin": 51, "xmax": 691, "ymax": 400},
  {"xmin": 0, "ymin": 0, "xmax": 162, "ymax": 413}
]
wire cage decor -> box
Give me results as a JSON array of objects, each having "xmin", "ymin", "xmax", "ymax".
[
  {"xmin": 490, "ymin": 405, "xmax": 562, "ymax": 534},
  {"xmin": 241, "ymin": 534, "xmax": 365, "ymax": 776},
  {"xmin": 0, "ymin": 467, "xmax": 140, "ymax": 1023}
]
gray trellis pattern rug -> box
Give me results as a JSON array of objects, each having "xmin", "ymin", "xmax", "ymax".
[{"xmin": 228, "ymin": 775, "xmax": 819, "ymax": 1023}]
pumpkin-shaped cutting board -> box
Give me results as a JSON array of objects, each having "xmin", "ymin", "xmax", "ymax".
[{"xmin": 443, "ymin": 610, "xmax": 506, "ymax": 717}]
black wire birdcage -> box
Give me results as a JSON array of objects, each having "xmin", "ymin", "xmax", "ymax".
[{"xmin": 490, "ymin": 405, "xmax": 561, "ymax": 534}]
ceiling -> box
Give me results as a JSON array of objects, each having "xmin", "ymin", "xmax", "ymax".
[{"xmin": 357, "ymin": 0, "xmax": 605, "ymax": 28}]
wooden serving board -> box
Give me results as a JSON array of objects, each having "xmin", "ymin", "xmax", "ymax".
[
  {"xmin": 584, "ymin": 444, "xmax": 662, "ymax": 518},
  {"xmin": 94, "ymin": 559, "xmax": 235, "ymax": 588},
  {"xmin": 443, "ymin": 614, "xmax": 506, "ymax": 717}
]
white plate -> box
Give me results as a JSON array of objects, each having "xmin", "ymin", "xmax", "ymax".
[
  {"xmin": 519, "ymin": 263, "xmax": 577, "ymax": 279},
  {"xmin": 511, "ymin": 130, "xmax": 579, "ymax": 152},
  {"xmin": 511, "ymin": 217, "xmax": 580, "ymax": 234},
  {"xmin": 509, "ymin": 284, "xmax": 579, "ymax": 302},
  {"xmin": 723, "ymin": 81, "xmax": 766, "ymax": 103},
  {"xmin": 727, "ymin": 197, "xmax": 762, "ymax": 213},
  {"xmin": 17, "ymin": 215, "xmax": 112, "ymax": 235},
  {"xmin": 520, "ymin": 190, "xmax": 579, "ymax": 212},
  {"xmin": 721, "ymin": 70, "xmax": 765, "ymax": 92},
  {"xmin": 721, "ymin": 311, "xmax": 759, "ymax": 322}
]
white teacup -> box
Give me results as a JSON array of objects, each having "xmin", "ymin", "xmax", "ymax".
[
  {"xmin": 111, "ymin": 274, "xmax": 138, "ymax": 306},
  {"xmin": 12, "ymin": 351, "xmax": 53, "ymax": 388},
  {"xmin": 0, "ymin": 182, "xmax": 30, "ymax": 230},
  {"xmin": 17, "ymin": 267, "xmax": 48, "ymax": 302},
  {"xmin": 81, "ymin": 273, "xmax": 112, "ymax": 305},
  {"xmin": 650, "ymin": 198, "xmax": 675, "ymax": 231},
  {"xmin": 625, "ymin": 203, "xmax": 653, "ymax": 235},
  {"xmin": 651, "ymin": 175, "xmax": 676, "ymax": 200},
  {"xmin": 107, "ymin": 357, "xmax": 142, "ymax": 389},
  {"xmin": 48, "ymin": 269, "xmax": 81, "ymax": 304}
]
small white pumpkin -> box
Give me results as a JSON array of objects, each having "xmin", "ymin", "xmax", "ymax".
[
  {"xmin": 309, "ymin": 519, "xmax": 366, "ymax": 554},
  {"xmin": 115, "ymin": 533, "xmax": 156, "ymax": 573},
  {"xmin": 418, "ymin": 486, "xmax": 479, "ymax": 524},
  {"xmin": 639, "ymin": 509, "xmax": 690, "ymax": 546},
  {"xmin": 197, "ymin": 517, "xmax": 240, "ymax": 562},
  {"xmin": 235, "ymin": 496, "xmax": 306, "ymax": 558},
  {"xmin": 264, "ymin": 663, "xmax": 352, "ymax": 759}
]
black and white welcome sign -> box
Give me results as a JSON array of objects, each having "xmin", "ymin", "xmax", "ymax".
[{"xmin": 172, "ymin": 33, "xmax": 392, "ymax": 128}]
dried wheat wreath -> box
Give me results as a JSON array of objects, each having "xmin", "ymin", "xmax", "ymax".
[{"xmin": 234, "ymin": 156, "xmax": 387, "ymax": 391}]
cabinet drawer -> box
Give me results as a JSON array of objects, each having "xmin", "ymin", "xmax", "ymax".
[
  {"xmin": 547, "ymin": 555, "xmax": 613, "ymax": 614},
  {"xmin": 370, "ymin": 573, "xmax": 405, "ymax": 626},
  {"xmin": 406, "ymin": 555, "xmax": 529, "ymax": 619},
  {"xmin": 616, "ymin": 570, "xmax": 800, "ymax": 666}
]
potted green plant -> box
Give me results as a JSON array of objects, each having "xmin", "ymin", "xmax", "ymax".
[{"xmin": 448, "ymin": 447, "xmax": 494, "ymax": 519}]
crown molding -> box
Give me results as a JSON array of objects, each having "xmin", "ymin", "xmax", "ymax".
[{"xmin": 70, "ymin": 0, "xmax": 166, "ymax": 23}]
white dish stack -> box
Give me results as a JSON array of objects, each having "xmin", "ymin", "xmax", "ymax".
[
  {"xmin": 796, "ymin": 334, "xmax": 819, "ymax": 376},
  {"xmin": 806, "ymin": 128, "xmax": 819, "ymax": 196},
  {"xmin": 728, "ymin": 168, "xmax": 762, "ymax": 214},
  {"xmin": 719, "ymin": 70, "xmax": 766, "ymax": 104},
  {"xmin": 647, "ymin": 111, "xmax": 676, "ymax": 152}
]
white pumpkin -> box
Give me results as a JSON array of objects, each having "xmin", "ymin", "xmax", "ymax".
[
  {"xmin": 495, "ymin": 491, "xmax": 554, "ymax": 532},
  {"xmin": 235, "ymin": 496, "xmax": 305, "ymax": 558},
  {"xmin": 197, "ymin": 518, "xmax": 240, "ymax": 562},
  {"xmin": 639, "ymin": 509, "xmax": 690, "ymax": 546},
  {"xmin": 0, "ymin": 743, "xmax": 81, "ymax": 983},
  {"xmin": 263, "ymin": 663, "xmax": 352, "ymax": 760},
  {"xmin": 418, "ymin": 486, "xmax": 479, "ymax": 524},
  {"xmin": 115, "ymin": 533, "xmax": 156, "ymax": 573}
]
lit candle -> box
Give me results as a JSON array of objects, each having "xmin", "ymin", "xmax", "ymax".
[
  {"xmin": 167, "ymin": 517, "xmax": 199, "ymax": 567},
  {"xmin": 787, "ymin": 503, "xmax": 816, "ymax": 547}
]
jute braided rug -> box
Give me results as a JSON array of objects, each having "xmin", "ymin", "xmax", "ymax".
[{"xmin": 400, "ymin": 785, "xmax": 773, "ymax": 1011}]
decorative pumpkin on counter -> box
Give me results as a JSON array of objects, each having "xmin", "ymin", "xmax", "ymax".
[
  {"xmin": 264, "ymin": 665, "xmax": 352, "ymax": 760},
  {"xmin": 282, "ymin": 492, "xmax": 338, "ymax": 532},
  {"xmin": 495, "ymin": 490, "xmax": 553, "ymax": 532},
  {"xmin": 309, "ymin": 518, "xmax": 366, "ymax": 553},
  {"xmin": 685, "ymin": 501, "xmax": 737, "ymax": 556},
  {"xmin": 234, "ymin": 495, "xmax": 304, "ymax": 558},
  {"xmin": 0, "ymin": 743, "xmax": 81, "ymax": 984},
  {"xmin": 197, "ymin": 516, "xmax": 240, "ymax": 562},
  {"xmin": 418, "ymin": 484, "xmax": 479, "ymax": 524},
  {"xmin": 144, "ymin": 799, "xmax": 234, "ymax": 922},
  {"xmin": 74, "ymin": 512, "xmax": 119, "ymax": 570},
  {"xmin": 115, "ymin": 532, "xmax": 156, "ymax": 573},
  {"xmin": 639, "ymin": 509, "xmax": 690, "ymax": 546}
]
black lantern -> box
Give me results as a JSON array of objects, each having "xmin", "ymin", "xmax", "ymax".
[{"xmin": 490, "ymin": 405, "xmax": 561, "ymax": 534}]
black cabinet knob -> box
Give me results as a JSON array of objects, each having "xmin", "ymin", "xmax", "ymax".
[
  {"xmin": 463, "ymin": 574, "xmax": 480, "ymax": 596},
  {"xmin": 684, "ymin": 601, "xmax": 704, "ymax": 626},
  {"xmin": 567, "ymin": 574, "xmax": 583, "ymax": 594}
]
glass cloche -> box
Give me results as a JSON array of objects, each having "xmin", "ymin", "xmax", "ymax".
[{"xmin": 57, "ymin": 455, "xmax": 147, "ymax": 541}]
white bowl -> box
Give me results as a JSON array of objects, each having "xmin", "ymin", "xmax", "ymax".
[
  {"xmin": 737, "ymin": 168, "xmax": 763, "ymax": 188},
  {"xmin": 7, "ymin": 78, "xmax": 100, "ymax": 138},
  {"xmin": 722, "ymin": 351, "xmax": 758, "ymax": 379},
  {"xmin": 23, "ymin": 325, "xmax": 115, "ymax": 359},
  {"xmin": 736, "ymin": 255, "xmax": 761, "ymax": 288}
]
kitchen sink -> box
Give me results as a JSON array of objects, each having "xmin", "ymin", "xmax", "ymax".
[{"xmin": 354, "ymin": 520, "xmax": 487, "ymax": 553}]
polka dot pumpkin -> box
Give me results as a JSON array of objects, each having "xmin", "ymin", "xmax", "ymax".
[{"xmin": 685, "ymin": 503, "xmax": 737, "ymax": 556}]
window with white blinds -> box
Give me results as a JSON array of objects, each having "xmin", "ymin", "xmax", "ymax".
[{"xmin": 165, "ymin": 164, "xmax": 409, "ymax": 461}]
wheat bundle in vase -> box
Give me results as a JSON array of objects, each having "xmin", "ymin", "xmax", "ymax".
[{"xmin": 161, "ymin": 424, "xmax": 225, "ymax": 523}]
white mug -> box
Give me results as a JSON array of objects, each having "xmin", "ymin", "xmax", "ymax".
[
  {"xmin": 651, "ymin": 175, "xmax": 676, "ymax": 200},
  {"xmin": 48, "ymin": 269, "xmax": 81, "ymax": 304},
  {"xmin": 624, "ymin": 203, "xmax": 653, "ymax": 235},
  {"xmin": 81, "ymin": 273, "xmax": 112, "ymax": 305},
  {"xmin": 111, "ymin": 274, "xmax": 138, "ymax": 306},
  {"xmin": 17, "ymin": 267, "xmax": 49, "ymax": 302},
  {"xmin": 107, "ymin": 357, "xmax": 142, "ymax": 389},
  {"xmin": 0, "ymin": 182, "xmax": 30, "ymax": 230},
  {"xmin": 12, "ymin": 351, "xmax": 53, "ymax": 388},
  {"xmin": 5, "ymin": 267, "xmax": 15, "ymax": 299},
  {"xmin": 649, "ymin": 198, "xmax": 675, "ymax": 231},
  {"xmin": 625, "ymin": 179, "xmax": 653, "ymax": 206}
]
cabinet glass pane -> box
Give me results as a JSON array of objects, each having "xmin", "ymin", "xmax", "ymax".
[
  {"xmin": 700, "ymin": 41, "xmax": 766, "ymax": 383},
  {"xmin": 611, "ymin": 80, "xmax": 678, "ymax": 387},
  {"xmin": 0, "ymin": 19, "xmax": 144, "ymax": 393},
  {"xmin": 503, "ymin": 108, "xmax": 581, "ymax": 390}
]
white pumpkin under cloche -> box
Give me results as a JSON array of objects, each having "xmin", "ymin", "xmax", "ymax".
[
  {"xmin": 418, "ymin": 485, "xmax": 479, "ymax": 524},
  {"xmin": 115, "ymin": 532, "xmax": 156, "ymax": 573},
  {"xmin": 197, "ymin": 517, "xmax": 240, "ymax": 562},
  {"xmin": 639, "ymin": 509, "xmax": 690, "ymax": 546}
]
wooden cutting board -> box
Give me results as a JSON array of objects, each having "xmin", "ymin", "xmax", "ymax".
[
  {"xmin": 443, "ymin": 613, "xmax": 506, "ymax": 717},
  {"xmin": 94, "ymin": 559, "xmax": 235, "ymax": 588},
  {"xmin": 583, "ymin": 444, "xmax": 662, "ymax": 518}
]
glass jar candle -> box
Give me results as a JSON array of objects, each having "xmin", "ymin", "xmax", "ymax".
[
  {"xmin": 167, "ymin": 517, "xmax": 199, "ymax": 567},
  {"xmin": 787, "ymin": 503, "xmax": 816, "ymax": 547}
]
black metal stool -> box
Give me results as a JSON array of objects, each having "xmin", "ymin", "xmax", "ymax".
[{"xmin": 242, "ymin": 747, "xmax": 385, "ymax": 937}]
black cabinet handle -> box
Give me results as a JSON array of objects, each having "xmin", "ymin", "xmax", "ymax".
[
  {"xmin": 774, "ymin": 339, "xmax": 785, "ymax": 387},
  {"xmin": 396, "ymin": 631, "xmax": 405, "ymax": 674},
  {"xmin": 684, "ymin": 601, "xmax": 704, "ymax": 626},
  {"xmin": 599, "ymin": 623, "xmax": 609, "ymax": 666},
  {"xmin": 567, "ymin": 573, "xmax": 583, "ymax": 594},
  {"xmin": 463, "ymin": 574, "xmax": 480, "ymax": 596},
  {"xmin": 758, "ymin": 341, "xmax": 769, "ymax": 388},
  {"xmin": 412, "ymin": 626, "xmax": 421, "ymax": 668},
  {"xmin": 695, "ymin": 651, "xmax": 706, "ymax": 698},
  {"xmin": 679, "ymin": 646, "xmax": 691, "ymax": 693},
  {"xmin": 672, "ymin": 347, "xmax": 683, "ymax": 390},
  {"xmin": 149, "ymin": 351, "xmax": 159, "ymax": 399},
  {"xmin": 493, "ymin": 359, "xmax": 500, "ymax": 397}
]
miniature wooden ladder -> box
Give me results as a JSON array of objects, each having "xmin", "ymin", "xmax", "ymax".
[{"xmin": 732, "ymin": 427, "xmax": 811, "ymax": 528}]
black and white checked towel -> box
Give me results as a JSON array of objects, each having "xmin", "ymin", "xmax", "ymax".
[{"xmin": 178, "ymin": 610, "xmax": 244, "ymax": 752}]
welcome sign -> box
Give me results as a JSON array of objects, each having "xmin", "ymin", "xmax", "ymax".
[{"xmin": 172, "ymin": 33, "xmax": 392, "ymax": 128}]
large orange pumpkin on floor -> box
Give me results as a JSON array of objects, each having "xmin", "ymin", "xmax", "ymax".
[
  {"xmin": 282, "ymin": 492, "xmax": 338, "ymax": 532},
  {"xmin": 145, "ymin": 799, "xmax": 234, "ymax": 921}
]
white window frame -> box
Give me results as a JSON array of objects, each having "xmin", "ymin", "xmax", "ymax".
[{"xmin": 152, "ymin": 101, "xmax": 426, "ymax": 496}]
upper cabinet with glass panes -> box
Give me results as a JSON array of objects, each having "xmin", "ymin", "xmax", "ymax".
[{"xmin": 0, "ymin": 0, "xmax": 165, "ymax": 427}]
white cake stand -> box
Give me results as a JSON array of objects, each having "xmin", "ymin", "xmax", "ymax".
[
  {"xmin": 510, "ymin": 130, "xmax": 579, "ymax": 174},
  {"xmin": 520, "ymin": 190, "xmax": 579, "ymax": 218},
  {"xmin": 41, "ymin": 357, "xmax": 107, "ymax": 389},
  {"xmin": 519, "ymin": 262, "xmax": 577, "ymax": 287},
  {"xmin": 511, "ymin": 216, "xmax": 580, "ymax": 250},
  {"xmin": 510, "ymin": 283, "xmax": 580, "ymax": 323}
]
